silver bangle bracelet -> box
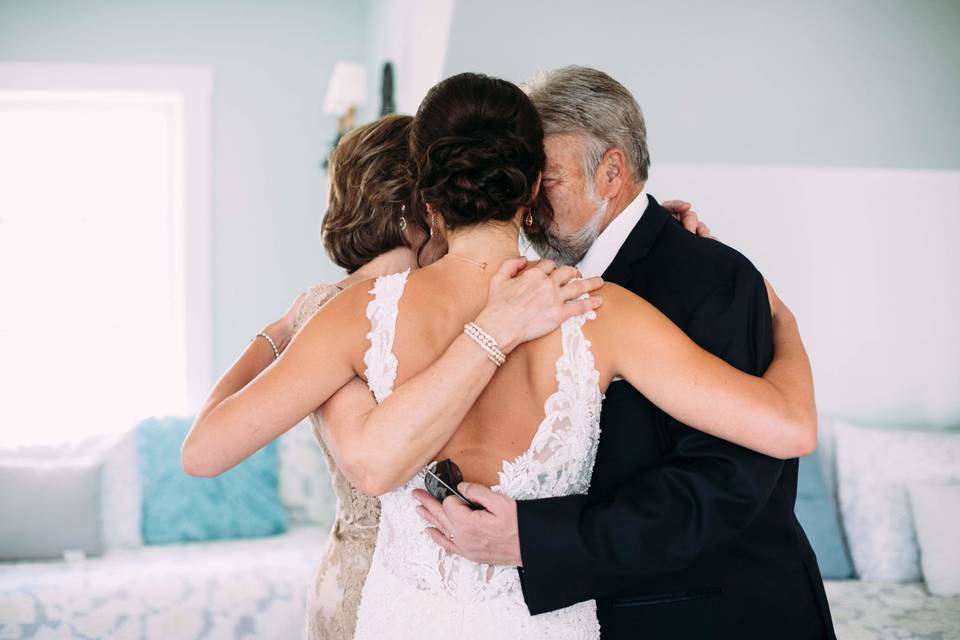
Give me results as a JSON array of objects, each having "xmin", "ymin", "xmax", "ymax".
[{"xmin": 252, "ymin": 331, "xmax": 280, "ymax": 358}]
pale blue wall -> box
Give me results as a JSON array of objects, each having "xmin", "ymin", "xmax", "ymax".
[
  {"xmin": 443, "ymin": 0, "xmax": 960, "ymax": 171},
  {"xmin": 0, "ymin": 0, "xmax": 370, "ymax": 380}
]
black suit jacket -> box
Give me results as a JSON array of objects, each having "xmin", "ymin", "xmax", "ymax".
[{"xmin": 516, "ymin": 195, "xmax": 836, "ymax": 639}]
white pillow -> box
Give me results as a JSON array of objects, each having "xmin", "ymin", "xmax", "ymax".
[
  {"xmin": 834, "ymin": 421, "xmax": 960, "ymax": 582},
  {"xmin": 0, "ymin": 429, "xmax": 143, "ymax": 549},
  {"xmin": 99, "ymin": 427, "xmax": 143, "ymax": 548},
  {"xmin": 909, "ymin": 484, "xmax": 960, "ymax": 595},
  {"xmin": 0, "ymin": 458, "xmax": 104, "ymax": 560},
  {"xmin": 277, "ymin": 418, "xmax": 335, "ymax": 528}
]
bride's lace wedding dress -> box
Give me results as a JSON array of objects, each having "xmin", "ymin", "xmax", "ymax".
[{"xmin": 353, "ymin": 269, "xmax": 604, "ymax": 639}]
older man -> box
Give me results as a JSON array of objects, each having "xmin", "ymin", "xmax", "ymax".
[{"xmin": 416, "ymin": 66, "xmax": 836, "ymax": 640}]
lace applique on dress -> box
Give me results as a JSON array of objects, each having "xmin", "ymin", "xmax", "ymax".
[
  {"xmin": 362, "ymin": 269, "xmax": 410, "ymax": 403},
  {"xmin": 292, "ymin": 283, "xmax": 383, "ymax": 640},
  {"xmin": 353, "ymin": 277, "xmax": 603, "ymax": 639}
]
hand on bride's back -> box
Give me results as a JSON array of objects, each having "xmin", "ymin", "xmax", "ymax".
[{"xmin": 474, "ymin": 257, "xmax": 604, "ymax": 354}]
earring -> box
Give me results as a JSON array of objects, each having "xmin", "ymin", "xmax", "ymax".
[
  {"xmin": 525, "ymin": 207, "xmax": 535, "ymax": 227},
  {"xmin": 429, "ymin": 212, "xmax": 435, "ymax": 238},
  {"xmin": 399, "ymin": 204, "xmax": 407, "ymax": 231}
]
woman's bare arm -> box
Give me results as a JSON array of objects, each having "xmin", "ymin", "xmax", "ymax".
[
  {"xmin": 604, "ymin": 283, "xmax": 816, "ymax": 459},
  {"xmin": 182, "ymin": 259, "xmax": 603, "ymax": 484},
  {"xmin": 181, "ymin": 284, "xmax": 366, "ymax": 477},
  {"xmin": 317, "ymin": 261, "xmax": 603, "ymax": 496}
]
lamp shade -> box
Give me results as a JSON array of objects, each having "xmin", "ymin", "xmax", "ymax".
[{"xmin": 323, "ymin": 62, "xmax": 368, "ymax": 115}]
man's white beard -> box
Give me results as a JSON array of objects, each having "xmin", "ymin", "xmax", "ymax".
[{"xmin": 533, "ymin": 187, "xmax": 608, "ymax": 266}]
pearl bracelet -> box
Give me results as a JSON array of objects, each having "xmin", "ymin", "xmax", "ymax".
[
  {"xmin": 252, "ymin": 331, "xmax": 280, "ymax": 358},
  {"xmin": 463, "ymin": 322, "xmax": 506, "ymax": 367}
]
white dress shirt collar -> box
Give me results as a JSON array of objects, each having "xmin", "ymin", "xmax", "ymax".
[
  {"xmin": 576, "ymin": 190, "xmax": 648, "ymax": 277},
  {"xmin": 518, "ymin": 189, "xmax": 649, "ymax": 277}
]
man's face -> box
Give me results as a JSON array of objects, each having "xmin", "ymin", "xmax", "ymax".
[{"xmin": 536, "ymin": 134, "xmax": 608, "ymax": 265}]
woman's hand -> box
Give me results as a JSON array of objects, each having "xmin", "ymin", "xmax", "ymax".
[
  {"xmin": 661, "ymin": 199, "xmax": 714, "ymax": 238},
  {"xmin": 474, "ymin": 258, "xmax": 604, "ymax": 353}
]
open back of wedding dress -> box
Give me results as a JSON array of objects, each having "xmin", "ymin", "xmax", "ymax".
[{"xmin": 353, "ymin": 268, "xmax": 604, "ymax": 639}]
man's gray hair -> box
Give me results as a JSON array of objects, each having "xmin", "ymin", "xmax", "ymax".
[{"xmin": 524, "ymin": 66, "xmax": 650, "ymax": 184}]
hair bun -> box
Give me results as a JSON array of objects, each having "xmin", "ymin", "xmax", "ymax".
[
  {"xmin": 421, "ymin": 129, "xmax": 537, "ymax": 227},
  {"xmin": 412, "ymin": 73, "xmax": 546, "ymax": 231}
]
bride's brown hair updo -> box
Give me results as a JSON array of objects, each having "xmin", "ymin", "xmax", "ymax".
[{"xmin": 411, "ymin": 72, "xmax": 548, "ymax": 232}]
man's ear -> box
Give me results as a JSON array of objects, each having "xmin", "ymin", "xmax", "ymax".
[{"xmin": 599, "ymin": 148, "xmax": 627, "ymax": 198}]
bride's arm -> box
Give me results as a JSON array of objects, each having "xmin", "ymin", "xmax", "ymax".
[
  {"xmin": 183, "ymin": 260, "xmax": 602, "ymax": 483},
  {"xmin": 605, "ymin": 282, "xmax": 816, "ymax": 459},
  {"xmin": 320, "ymin": 261, "xmax": 603, "ymax": 496}
]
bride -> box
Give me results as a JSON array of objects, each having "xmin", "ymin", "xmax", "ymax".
[{"xmin": 184, "ymin": 72, "xmax": 815, "ymax": 638}]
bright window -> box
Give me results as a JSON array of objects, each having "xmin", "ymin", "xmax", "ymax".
[{"xmin": 0, "ymin": 67, "xmax": 211, "ymax": 446}]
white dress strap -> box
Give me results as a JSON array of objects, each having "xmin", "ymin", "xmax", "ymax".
[
  {"xmin": 362, "ymin": 268, "xmax": 411, "ymax": 403},
  {"xmin": 493, "ymin": 302, "xmax": 603, "ymax": 498}
]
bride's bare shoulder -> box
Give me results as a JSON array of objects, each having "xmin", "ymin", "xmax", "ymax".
[{"xmin": 591, "ymin": 282, "xmax": 660, "ymax": 327}]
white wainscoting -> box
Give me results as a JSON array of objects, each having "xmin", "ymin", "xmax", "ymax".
[{"xmin": 648, "ymin": 164, "xmax": 960, "ymax": 429}]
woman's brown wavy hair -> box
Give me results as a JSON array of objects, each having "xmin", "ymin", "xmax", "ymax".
[{"xmin": 322, "ymin": 114, "xmax": 428, "ymax": 273}]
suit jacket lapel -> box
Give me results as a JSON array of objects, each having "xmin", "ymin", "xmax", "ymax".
[{"xmin": 601, "ymin": 194, "xmax": 672, "ymax": 286}]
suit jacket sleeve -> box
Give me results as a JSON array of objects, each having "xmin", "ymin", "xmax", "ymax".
[{"xmin": 515, "ymin": 260, "xmax": 781, "ymax": 615}]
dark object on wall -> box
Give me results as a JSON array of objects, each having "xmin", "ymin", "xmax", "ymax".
[{"xmin": 380, "ymin": 61, "xmax": 395, "ymax": 116}]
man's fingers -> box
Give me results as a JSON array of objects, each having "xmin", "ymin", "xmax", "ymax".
[
  {"xmin": 415, "ymin": 505, "xmax": 442, "ymax": 530},
  {"xmin": 697, "ymin": 222, "xmax": 711, "ymax": 237},
  {"xmin": 441, "ymin": 493, "xmax": 477, "ymax": 522},
  {"xmin": 436, "ymin": 505, "xmax": 457, "ymax": 536},
  {"xmin": 412, "ymin": 488, "xmax": 443, "ymax": 517},
  {"xmin": 456, "ymin": 482, "xmax": 503, "ymax": 512},
  {"xmin": 425, "ymin": 527, "xmax": 462, "ymax": 555}
]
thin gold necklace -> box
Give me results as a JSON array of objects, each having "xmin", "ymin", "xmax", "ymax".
[{"xmin": 446, "ymin": 252, "xmax": 520, "ymax": 272}]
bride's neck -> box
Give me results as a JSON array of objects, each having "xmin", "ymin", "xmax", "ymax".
[
  {"xmin": 444, "ymin": 219, "xmax": 521, "ymax": 264},
  {"xmin": 338, "ymin": 246, "xmax": 418, "ymax": 289}
]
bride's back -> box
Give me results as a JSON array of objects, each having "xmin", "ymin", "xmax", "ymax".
[
  {"xmin": 365, "ymin": 69, "xmax": 608, "ymax": 486},
  {"xmin": 388, "ymin": 261, "xmax": 586, "ymax": 486},
  {"xmin": 351, "ymin": 72, "xmax": 605, "ymax": 638}
]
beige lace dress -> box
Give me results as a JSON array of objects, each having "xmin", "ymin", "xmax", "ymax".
[{"xmin": 291, "ymin": 283, "xmax": 381, "ymax": 640}]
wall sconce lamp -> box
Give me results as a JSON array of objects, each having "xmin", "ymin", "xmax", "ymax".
[{"xmin": 322, "ymin": 62, "xmax": 368, "ymax": 168}]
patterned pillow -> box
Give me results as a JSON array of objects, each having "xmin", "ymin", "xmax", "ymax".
[
  {"xmin": 834, "ymin": 421, "xmax": 960, "ymax": 582},
  {"xmin": 137, "ymin": 415, "xmax": 288, "ymax": 544}
]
